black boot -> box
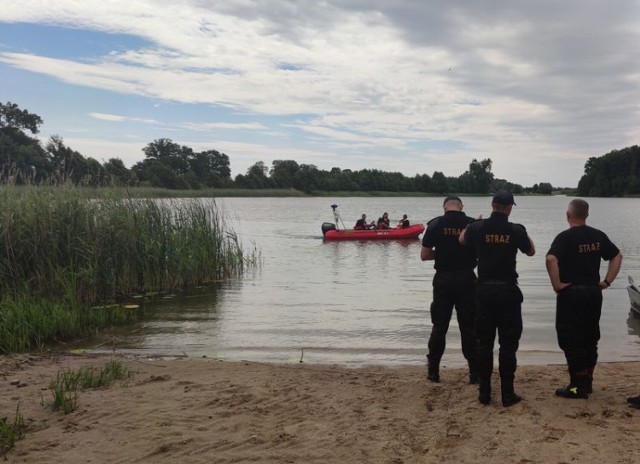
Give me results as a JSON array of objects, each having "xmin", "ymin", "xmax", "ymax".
[
  {"xmin": 586, "ymin": 367, "xmax": 594, "ymax": 394},
  {"xmin": 478, "ymin": 378, "xmax": 491, "ymax": 405},
  {"xmin": 468, "ymin": 359, "xmax": 479, "ymax": 385},
  {"xmin": 427, "ymin": 361, "xmax": 440, "ymax": 383},
  {"xmin": 555, "ymin": 372, "xmax": 589, "ymax": 399},
  {"xmin": 501, "ymin": 379, "xmax": 522, "ymax": 407}
]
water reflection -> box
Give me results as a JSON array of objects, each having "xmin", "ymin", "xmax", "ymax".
[
  {"xmin": 628, "ymin": 310, "xmax": 640, "ymax": 339},
  {"xmin": 93, "ymin": 286, "xmax": 225, "ymax": 355}
]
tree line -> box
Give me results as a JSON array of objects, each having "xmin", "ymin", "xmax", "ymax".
[
  {"xmin": 577, "ymin": 145, "xmax": 640, "ymax": 196},
  {"xmin": 1, "ymin": 101, "xmax": 558, "ymax": 194}
]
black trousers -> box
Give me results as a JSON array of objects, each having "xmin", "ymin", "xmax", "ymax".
[
  {"xmin": 475, "ymin": 283, "xmax": 523, "ymax": 382},
  {"xmin": 556, "ymin": 286, "xmax": 602, "ymax": 374},
  {"xmin": 427, "ymin": 270, "xmax": 477, "ymax": 366}
]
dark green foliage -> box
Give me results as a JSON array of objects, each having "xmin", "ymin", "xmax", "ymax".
[
  {"xmin": 0, "ymin": 102, "xmax": 42, "ymax": 134},
  {"xmin": 132, "ymin": 139, "xmax": 232, "ymax": 189},
  {"xmin": 577, "ymin": 146, "xmax": 640, "ymax": 196}
]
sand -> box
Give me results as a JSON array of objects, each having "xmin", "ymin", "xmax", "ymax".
[{"xmin": 1, "ymin": 354, "xmax": 640, "ymax": 463}]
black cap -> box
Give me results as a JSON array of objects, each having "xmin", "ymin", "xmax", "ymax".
[
  {"xmin": 443, "ymin": 195, "xmax": 462, "ymax": 205},
  {"xmin": 492, "ymin": 190, "xmax": 516, "ymax": 206}
]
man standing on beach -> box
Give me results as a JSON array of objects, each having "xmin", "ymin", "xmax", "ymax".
[
  {"xmin": 421, "ymin": 196, "xmax": 478, "ymax": 384},
  {"xmin": 545, "ymin": 199, "xmax": 622, "ymax": 399},
  {"xmin": 459, "ymin": 190, "xmax": 535, "ymax": 407}
]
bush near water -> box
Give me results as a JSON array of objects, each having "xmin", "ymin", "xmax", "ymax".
[{"xmin": 0, "ymin": 184, "xmax": 255, "ymax": 353}]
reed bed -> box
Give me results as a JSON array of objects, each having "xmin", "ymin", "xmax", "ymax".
[{"xmin": 0, "ymin": 185, "xmax": 258, "ymax": 352}]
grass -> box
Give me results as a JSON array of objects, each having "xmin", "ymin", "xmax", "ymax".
[
  {"xmin": 0, "ymin": 404, "xmax": 26, "ymax": 456},
  {"xmin": 0, "ymin": 296, "xmax": 136, "ymax": 353},
  {"xmin": 0, "ymin": 183, "xmax": 259, "ymax": 353},
  {"xmin": 44, "ymin": 360, "xmax": 133, "ymax": 414}
]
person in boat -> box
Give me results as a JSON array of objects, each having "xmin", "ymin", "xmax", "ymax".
[
  {"xmin": 459, "ymin": 190, "xmax": 535, "ymax": 407},
  {"xmin": 545, "ymin": 198, "xmax": 622, "ymax": 400},
  {"xmin": 397, "ymin": 214, "xmax": 410, "ymax": 228},
  {"xmin": 421, "ymin": 196, "xmax": 478, "ymax": 385},
  {"xmin": 377, "ymin": 212, "xmax": 391, "ymax": 229},
  {"xmin": 354, "ymin": 213, "xmax": 375, "ymax": 230}
]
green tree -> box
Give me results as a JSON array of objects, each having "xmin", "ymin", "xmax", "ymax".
[
  {"xmin": 134, "ymin": 159, "xmax": 188, "ymax": 189},
  {"xmin": 270, "ymin": 160, "xmax": 300, "ymax": 188},
  {"xmin": 292, "ymin": 164, "xmax": 319, "ymax": 193},
  {"xmin": 0, "ymin": 101, "xmax": 50, "ymax": 182},
  {"xmin": 577, "ymin": 147, "xmax": 640, "ymax": 196},
  {"xmin": 0, "ymin": 101, "xmax": 43, "ymax": 134},
  {"xmin": 467, "ymin": 158, "xmax": 494, "ymax": 193},
  {"xmin": 413, "ymin": 173, "xmax": 431, "ymax": 192},
  {"xmin": 431, "ymin": 171, "xmax": 449, "ymax": 193},
  {"xmin": 241, "ymin": 161, "xmax": 271, "ymax": 188},
  {"xmin": 46, "ymin": 135, "xmax": 101, "ymax": 184},
  {"xmin": 537, "ymin": 182, "xmax": 553, "ymax": 195},
  {"xmin": 142, "ymin": 138, "xmax": 191, "ymax": 176},
  {"xmin": 189, "ymin": 150, "xmax": 231, "ymax": 187},
  {"xmin": 103, "ymin": 158, "xmax": 131, "ymax": 185}
]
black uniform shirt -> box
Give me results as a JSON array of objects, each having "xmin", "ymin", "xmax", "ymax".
[
  {"xmin": 547, "ymin": 225, "xmax": 619, "ymax": 285},
  {"xmin": 422, "ymin": 210, "xmax": 476, "ymax": 271},
  {"xmin": 463, "ymin": 211, "xmax": 531, "ymax": 283}
]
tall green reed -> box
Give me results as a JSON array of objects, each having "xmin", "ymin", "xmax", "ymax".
[
  {"xmin": 0, "ymin": 184, "xmax": 257, "ymax": 352},
  {"xmin": 0, "ymin": 185, "xmax": 253, "ymax": 303}
]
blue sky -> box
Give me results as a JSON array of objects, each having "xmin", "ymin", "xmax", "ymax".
[{"xmin": 1, "ymin": 1, "xmax": 638, "ymax": 187}]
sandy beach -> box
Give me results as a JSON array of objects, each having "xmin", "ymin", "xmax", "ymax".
[{"xmin": 1, "ymin": 354, "xmax": 639, "ymax": 463}]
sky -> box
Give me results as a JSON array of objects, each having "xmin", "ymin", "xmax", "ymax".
[{"xmin": 0, "ymin": 1, "xmax": 638, "ymax": 187}]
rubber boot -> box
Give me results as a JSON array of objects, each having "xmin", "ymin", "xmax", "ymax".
[
  {"xmin": 427, "ymin": 360, "xmax": 440, "ymax": 383},
  {"xmin": 586, "ymin": 367, "xmax": 594, "ymax": 394},
  {"xmin": 468, "ymin": 359, "xmax": 479, "ymax": 385},
  {"xmin": 555, "ymin": 371, "xmax": 589, "ymax": 399},
  {"xmin": 501, "ymin": 379, "xmax": 522, "ymax": 407},
  {"xmin": 478, "ymin": 378, "xmax": 491, "ymax": 405}
]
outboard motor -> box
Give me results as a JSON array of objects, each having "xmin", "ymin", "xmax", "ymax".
[{"xmin": 321, "ymin": 222, "xmax": 337, "ymax": 236}]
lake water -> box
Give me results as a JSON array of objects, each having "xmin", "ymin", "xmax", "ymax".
[{"xmin": 94, "ymin": 196, "xmax": 640, "ymax": 368}]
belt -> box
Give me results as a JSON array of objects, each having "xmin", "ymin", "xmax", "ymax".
[
  {"xmin": 566, "ymin": 284, "xmax": 600, "ymax": 290},
  {"xmin": 478, "ymin": 279, "xmax": 511, "ymax": 285},
  {"xmin": 436, "ymin": 269, "xmax": 475, "ymax": 274}
]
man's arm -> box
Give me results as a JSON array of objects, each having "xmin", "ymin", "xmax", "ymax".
[
  {"xmin": 458, "ymin": 227, "xmax": 467, "ymax": 245},
  {"xmin": 600, "ymin": 252, "xmax": 623, "ymax": 290},
  {"xmin": 545, "ymin": 254, "xmax": 569, "ymax": 293},
  {"xmin": 526, "ymin": 236, "xmax": 535, "ymax": 256},
  {"xmin": 421, "ymin": 246, "xmax": 434, "ymax": 261}
]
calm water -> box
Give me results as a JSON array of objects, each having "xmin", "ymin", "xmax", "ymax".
[{"xmin": 93, "ymin": 196, "xmax": 640, "ymax": 368}]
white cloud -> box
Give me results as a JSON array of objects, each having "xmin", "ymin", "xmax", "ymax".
[
  {"xmin": 181, "ymin": 122, "xmax": 267, "ymax": 131},
  {"xmin": 55, "ymin": 137, "xmax": 146, "ymax": 166},
  {"xmin": 0, "ymin": 1, "xmax": 638, "ymax": 186},
  {"xmin": 89, "ymin": 112, "xmax": 158, "ymax": 124}
]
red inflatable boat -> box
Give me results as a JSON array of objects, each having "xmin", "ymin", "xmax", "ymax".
[{"xmin": 322, "ymin": 222, "xmax": 425, "ymax": 241}]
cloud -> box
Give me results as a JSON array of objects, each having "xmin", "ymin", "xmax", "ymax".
[
  {"xmin": 89, "ymin": 112, "xmax": 158, "ymax": 124},
  {"xmin": 181, "ymin": 122, "xmax": 267, "ymax": 131},
  {"xmin": 56, "ymin": 137, "xmax": 146, "ymax": 166},
  {"xmin": 0, "ymin": 1, "xmax": 638, "ymax": 186}
]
